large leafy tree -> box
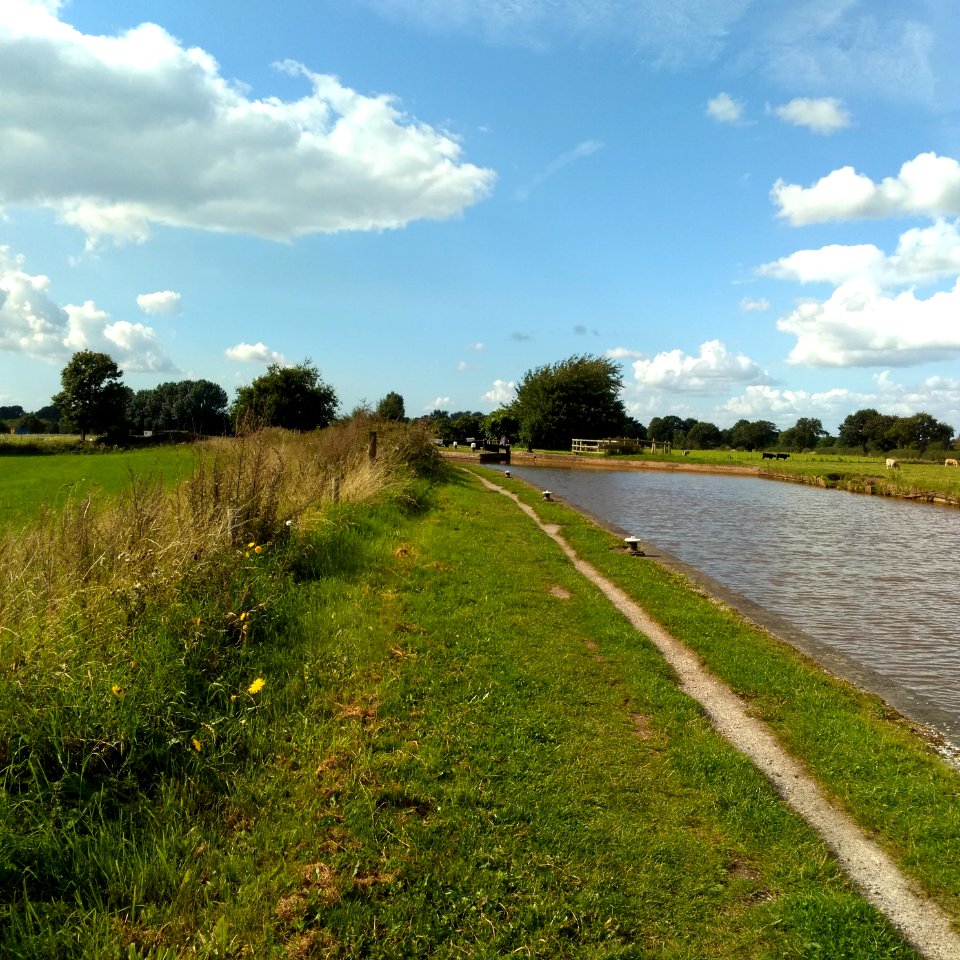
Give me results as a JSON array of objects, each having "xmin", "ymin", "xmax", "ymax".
[
  {"xmin": 779, "ymin": 417, "xmax": 826, "ymax": 451},
  {"xmin": 375, "ymin": 391, "xmax": 406, "ymax": 422},
  {"xmin": 727, "ymin": 418, "xmax": 779, "ymax": 452},
  {"xmin": 52, "ymin": 350, "xmax": 128, "ymax": 441},
  {"xmin": 231, "ymin": 360, "xmax": 338, "ymax": 432},
  {"xmin": 889, "ymin": 412, "xmax": 954, "ymax": 456},
  {"xmin": 838, "ymin": 408, "xmax": 882, "ymax": 454},
  {"xmin": 128, "ymin": 380, "xmax": 229, "ymax": 435},
  {"xmin": 510, "ymin": 354, "xmax": 628, "ymax": 450}
]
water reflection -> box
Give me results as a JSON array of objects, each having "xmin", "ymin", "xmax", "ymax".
[{"xmin": 502, "ymin": 465, "xmax": 960, "ymax": 737}]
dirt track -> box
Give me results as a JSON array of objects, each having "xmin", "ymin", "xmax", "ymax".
[{"xmin": 475, "ymin": 470, "xmax": 960, "ymax": 960}]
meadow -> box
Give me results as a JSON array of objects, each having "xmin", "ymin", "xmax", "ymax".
[{"xmin": 1, "ymin": 429, "xmax": 959, "ymax": 957}]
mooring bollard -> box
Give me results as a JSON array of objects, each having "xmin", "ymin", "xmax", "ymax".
[
  {"xmin": 505, "ymin": 470, "xmax": 511, "ymax": 478},
  {"xmin": 542, "ymin": 490, "xmax": 552, "ymax": 501},
  {"xmin": 624, "ymin": 536, "xmax": 642, "ymax": 554}
]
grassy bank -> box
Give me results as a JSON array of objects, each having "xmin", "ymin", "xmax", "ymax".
[{"xmin": 2, "ymin": 435, "xmax": 959, "ymax": 956}]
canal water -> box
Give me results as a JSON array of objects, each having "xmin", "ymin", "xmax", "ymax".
[{"xmin": 498, "ymin": 464, "xmax": 960, "ymax": 745}]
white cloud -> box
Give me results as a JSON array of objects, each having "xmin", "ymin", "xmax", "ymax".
[
  {"xmin": 482, "ymin": 379, "xmax": 515, "ymax": 405},
  {"xmin": 0, "ymin": 245, "xmax": 175, "ymax": 370},
  {"xmin": 467, "ymin": 342, "xmax": 485, "ymax": 351},
  {"xmin": 760, "ymin": 221, "xmax": 960, "ymax": 288},
  {"xmin": 627, "ymin": 340, "xmax": 768, "ymax": 393},
  {"xmin": 739, "ymin": 296, "xmax": 770, "ymax": 312},
  {"xmin": 224, "ymin": 342, "xmax": 287, "ymax": 365},
  {"xmin": 606, "ymin": 346, "xmax": 645, "ymax": 360},
  {"xmin": 706, "ymin": 92, "xmax": 744, "ymax": 124},
  {"xmin": 516, "ymin": 140, "xmax": 604, "ymax": 201},
  {"xmin": 137, "ymin": 290, "xmax": 182, "ymax": 316},
  {"xmin": 457, "ymin": 360, "xmax": 469, "ymax": 371},
  {"xmin": 0, "ymin": 2, "xmax": 495, "ymax": 247},
  {"xmin": 777, "ymin": 277, "xmax": 960, "ymax": 368},
  {"xmin": 722, "ymin": 373, "xmax": 960, "ymax": 433},
  {"xmin": 721, "ymin": 384, "xmax": 858, "ymax": 426},
  {"xmin": 773, "ymin": 97, "xmax": 851, "ymax": 134},
  {"xmin": 772, "ymin": 153, "xmax": 960, "ymax": 226},
  {"xmin": 427, "ymin": 396, "xmax": 451, "ymax": 411}
]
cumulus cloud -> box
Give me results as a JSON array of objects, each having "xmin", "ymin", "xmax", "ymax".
[
  {"xmin": 224, "ymin": 342, "xmax": 288, "ymax": 365},
  {"xmin": 0, "ymin": 1, "xmax": 495, "ymax": 247},
  {"xmin": 0, "ymin": 245, "xmax": 175, "ymax": 370},
  {"xmin": 773, "ymin": 97, "xmax": 850, "ymax": 134},
  {"xmin": 739, "ymin": 296, "xmax": 770, "ymax": 312},
  {"xmin": 760, "ymin": 220, "xmax": 960, "ymax": 288},
  {"xmin": 482, "ymin": 379, "xmax": 515, "ymax": 404},
  {"xmin": 772, "ymin": 153, "xmax": 960, "ymax": 226},
  {"xmin": 427, "ymin": 396, "xmax": 451, "ymax": 411},
  {"xmin": 722, "ymin": 374, "xmax": 960, "ymax": 431},
  {"xmin": 626, "ymin": 340, "xmax": 768, "ymax": 393},
  {"xmin": 137, "ymin": 290, "xmax": 182, "ymax": 316},
  {"xmin": 777, "ymin": 277, "xmax": 960, "ymax": 367},
  {"xmin": 706, "ymin": 92, "xmax": 744, "ymax": 124}
]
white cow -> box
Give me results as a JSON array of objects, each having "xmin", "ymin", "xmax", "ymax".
[
  {"xmin": 945, "ymin": 458, "xmax": 959, "ymax": 467},
  {"xmin": 885, "ymin": 458, "xmax": 900, "ymax": 470}
]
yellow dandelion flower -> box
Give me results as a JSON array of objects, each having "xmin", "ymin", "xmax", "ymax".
[
  {"xmin": 193, "ymin": 616, "xmax": 202, "ymax": 626},
  {"xmin": 239, "ymin": 611, "xmax": 247, "ymax": 621},
  {"xmin": 192, "ymin": 738, "xmax": 202, "ymax": 751},
  {"xmin": 244, "ymin": 551, "xmax": 250, "ymax": 558},
  {"xmin": 254, "ymin": 545, "xmax": 263, "ymax": 554},
  {"xmin": 247, "ymin": 541, "xmax": 256, "ymax": 549},
  {"xmin": 230, "ymin": 694, "xmax": 237, "ymax": 701},
  {"xmin": 247, "ymin": 677, "xmax": 266, "ymax": 695},
  {"xmin": 111, "ymin": 684, "xmax": 124, "ymax": 698}
]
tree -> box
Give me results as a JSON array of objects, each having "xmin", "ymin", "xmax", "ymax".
[
  {"xmin": 779, "ymin": 417, "xmax": 826, "ymax": 451},
  {"xmin": 838, "ymin": 408, "xmax": 881, "ymax": 454},
  {"xmin": 889, "ymin": 412, "xmax": 954, "ymax": 456},
  {"xmin": 509, "ymin": 354, "xmax": 627, "ymax": 450},
  {"xmin": 647, "ymin": 415, "xmax": 684, "ymax": 443},
  {"xmin": 52, "ymin": 351, "xmax": 128, "ymax": 441},
  {"xmin": 0, "ymin": 405, "xmax": 24, "ymax": 420},
  {"xmin": 129, "ymin": 380, "xmax": 229, "ymax": 435},
  {"xmin": 375, "ymin": 391, "xmax": 406, "ymax": 422},
  {"xmin": 230, "ymin": 361, "xmax": 338, "ymax": 432},
  {"xmin": 686, "ymin": 421, "xmax": 722, "ymax": 449},
  {"xmin": 727, "ymin": 419, "xmax": 779, "ymax": 451}
]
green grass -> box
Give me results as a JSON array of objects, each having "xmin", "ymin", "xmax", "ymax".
[
  {"xmin": 4, "ymin": 446, "xmax": 960, "ymax": 956},
  {"xmin": 0, "ymin": 446, "xmax": 195, "ymax": 530}
]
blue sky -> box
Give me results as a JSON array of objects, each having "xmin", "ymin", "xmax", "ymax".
[{"xmin": 3, "ymin": 0, "xmax": 960, "ymax": 431}]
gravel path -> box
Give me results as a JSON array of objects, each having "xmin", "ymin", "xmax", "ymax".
[{"xmin": 477, "ymin": 471, "xmax": 960, "ymax": 960}]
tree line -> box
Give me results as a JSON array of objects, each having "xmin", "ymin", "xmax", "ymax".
[{"xmin": 5, "ymin": 350, "xmax": 956, "ymax": 458}]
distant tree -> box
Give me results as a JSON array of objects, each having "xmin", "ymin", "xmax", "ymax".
[
  {"xmin": 52, "ymin": 351, "xmax": 128, "ymax": 442},
  {"xmin": 449, "ymin": 411, "xmax": 485, "ymax": 443},
  {"xmin": 623, "ymin": 417, "xmax": 647, "ymax": 441},
  {"xmin": 647, "ymin": 415, "xmax": 684, "ymax": 443},
  {"xmin": 231, "ymin": 360, "xmax": 338, "ymax": 432},
  {"xmin": 686, "ymin": 421, "xmax": 722, "ymax": 449},
  {"xmin": 128, "ymin": 380, "xmax": 229, "ymax": 435},
  {"xmin": 889, "ymin": 412, "xmax": 954, "ymax": 457},
  {"xmin": 727, "ymin": 418, "xmax": 779, "ymax": 451},
  {"xmin": 484, "ymin": 409, "xmax": 519, "ymax": 443},
  {"xmin": 376, "ymin": 391, "xmax": 406, "ymax": 422},
  {"xmin": 779, "ymin": 417, "xmax": 826, "ymax": 451},
  {"xmin": 19, "ymin": 413, "xmax": 47, "ymax": 433},
  {"xmin": 0, "ymin": 420, "xmax": 8, "ymax": 434},
  {"xmin": 0, "ymin": 405, "xmax": 25, "ymax": 420},
  {"xmin": 34, "ymin": 404, "xmax": 61, "ymax": 423},
  {"xmin": 838, "ymin": 408, "xmax": 882, "ymax": 454},
  {"xmin": 510, "ymin": 354, "xmax": 627, "ymax": 450},
  {"xmin": 862, "ymin": 413, "xmax": 899, "ymax": 453}
]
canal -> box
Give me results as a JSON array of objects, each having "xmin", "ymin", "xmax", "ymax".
[{"xmin": 498, "ymin": 464, "xmax": 960, "ymax": 746}]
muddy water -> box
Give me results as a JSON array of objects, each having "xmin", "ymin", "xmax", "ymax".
[{"xmin": 501, "ymin": 465, "xmax": 960, "ymax": 742}]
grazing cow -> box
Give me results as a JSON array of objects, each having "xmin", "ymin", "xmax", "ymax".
[
  {"xmin": 775, "ymin": 453, "xmax": 790, "ymax": 460},
  {"xmin": 945, "ymin": 458, "xmax": 959, "ymax": 467},
  {"xmin": 886, "ymin": 458, "xmax": 900, "ymax": 470},
  {"xmin": 761, "ymin": 452, "xmax": 776, "ymax": 460}
]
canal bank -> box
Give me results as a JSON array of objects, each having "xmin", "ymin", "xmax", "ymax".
[{"xmin": 469, "ymin": 465, "xmax": 960, "ymax": 960}]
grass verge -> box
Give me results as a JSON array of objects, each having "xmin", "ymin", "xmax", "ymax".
[{"xmin": 2, "ymin": 448, "xmax": 957, "ymax": 956}]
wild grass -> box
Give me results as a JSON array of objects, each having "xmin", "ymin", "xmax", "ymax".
[{"xmin": 0, "ymin": 437, "xmax": 951, "ymax": 957}]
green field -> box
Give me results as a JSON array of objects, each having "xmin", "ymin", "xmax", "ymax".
[
  {"xmin": 2, "ymin": 430, "xmax": 959, "ymax": 957},
  {"xmin": 0, "ymin": 445, "xmax": 196, "ymax": 530}
]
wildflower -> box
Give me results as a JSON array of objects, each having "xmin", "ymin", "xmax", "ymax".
[
  {"xmin": 111, "ymin": 684, "xmax": 124, "ymax": 698},
  {"xmin": 192, "ymin": 738, "xmax": 202, "ymax": 752},
  {"xmin": 230, "ymin": 694, "xmax": 237, "ymax": 701},
  {"xmin": 247, "ymin": 541, "xmax": 256, "ymax": 549},
  {"xmin": 239, "ymin": 611, "xmax": 248, "ymax": 621},
  {"xmin": 247, "ymin": 677, "xmax": 266, "ymax": 695},
  {"xmin": 254, "ymin": 545, "xmax": 263, "ymax": 554},
  {"xmin": 193, "ymin": 616, "xmax": 202, "ymax": 627}
]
